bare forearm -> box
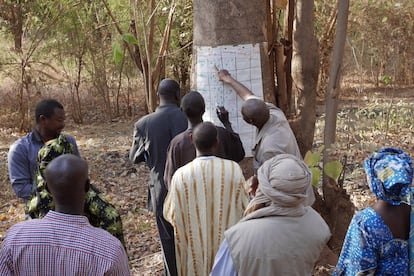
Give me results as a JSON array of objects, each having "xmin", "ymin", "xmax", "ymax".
[
  {"xmin": 225, "ymin": 78, "xmax": 255, "ymax": 101},
  {"xmin": 217, "ymin": 69, "xmax": 255, "ymax": 100}
]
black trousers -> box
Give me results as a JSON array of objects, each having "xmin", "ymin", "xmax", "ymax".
[{"xmin": 156, "ymin": 215, "xmax": 177, "ymax": 276}]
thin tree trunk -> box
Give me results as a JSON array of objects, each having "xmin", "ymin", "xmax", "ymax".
[
  {"xmin": 321, "ymin": 0, "xmax": 354, "ymax": 252},
  {"xmin": 12, "ymin": 3, "xmax": 23, "ymax": 53},
  {"xmin": 266, "ymin": 0, "xmax": 277, "ymax": 104},
  {"xmin": 73, "ymin": 48, "xmax": 84, "ymax": 124},
  {"xmin": 272, "ymin": 3, "xmax": 288, "ymax": 113},
  {"xmin": 323, "ymin": 0, "xmax": 350, "ymax": 205},
  {"xmin": 151, "ymin": 3, "xmax": 176, "ymax": 103},
  {"xmin": 116, "ymin": 49, "xmax": 126, "ymax": 117},
  {"xmin": 284, "ymin": 0, "xmax": 294, "ymax": 113},
  {"xmin": 317, "ymin": 7, "xmax": 338, "ymax": 97},
  {"xmin": 323, "ymin": 0, "xmax": 350, "ymax": 168},
  {"xmin": 275, "ymin": 42, "xmax": 288, "ymax": 112},
  {"xmin": 18, "ymin": 58, "xmax": 27, "ymax": 131}
]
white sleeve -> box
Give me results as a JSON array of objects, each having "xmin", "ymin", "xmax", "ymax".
[{"xmin": 210, "ymin": 239, "xmax": 237, "ymax": 276}]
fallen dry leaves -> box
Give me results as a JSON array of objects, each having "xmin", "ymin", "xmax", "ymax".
[
  {"xmin": 0, "ymin": 121, "xmax": 165, "ymax": 275},
  {"xmin": 0, "ymin": 88, "xmax": 413, "ymax": 275}
]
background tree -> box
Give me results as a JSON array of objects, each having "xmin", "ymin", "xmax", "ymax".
[
  {"xmin": 0, "ymin": 1, "xmax": 69, "ymax": 130},
  {"xmin": 321, "ymin": 0, "xmax": 354, "ymax": 251},
  {"xmin": 289, "ymin": 0, "xmax": 319, "ymax": 156}
]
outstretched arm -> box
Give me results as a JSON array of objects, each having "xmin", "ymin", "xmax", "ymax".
[{"xmin": 217, "ymin": 69, "xmax": 255, "ymax": 101}]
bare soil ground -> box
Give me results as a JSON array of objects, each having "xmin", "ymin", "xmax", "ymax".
[{"xmin": 0, "ymin": 87, "xmax": 413, "ymax": 275}]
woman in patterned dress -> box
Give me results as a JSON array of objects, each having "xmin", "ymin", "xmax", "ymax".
[{"xmin": 334, "ymin": 148, "xmax": 413, "ymax": 275}]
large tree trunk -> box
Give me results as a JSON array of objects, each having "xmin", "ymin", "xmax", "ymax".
[
  {"xmin": 192, "ymin": 0, "xmax": 275, "ymax": 164},
  {"xmin": 289, "ymin": 0, "xmax": 319, "ymax": 156},
  {"xmin": 192, "ymin": 0, "xmax": 274, "ymax": 102}
]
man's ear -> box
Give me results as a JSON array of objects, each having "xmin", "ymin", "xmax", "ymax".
[
  {"xmin": 189, "ymin": 133, "xmax": 193, "ymax": 143},
  {"xmin": 246, "ymin": 116, "xmax": 254, "ymax": 125},
  {"xmin": 39, "ymin": 115, "xmax": 47, "ymax": 124}
]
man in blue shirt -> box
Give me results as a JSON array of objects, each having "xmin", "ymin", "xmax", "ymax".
[{"xmin": 8, "ymin": 99, "xmax": 79, "ymax": 200}]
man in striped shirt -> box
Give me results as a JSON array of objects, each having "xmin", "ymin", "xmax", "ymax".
[
  {"xmin": 0, "ymin": 154, "xmax": 130, "ymax": 275},
  {"xmin": 164, "ymin": 122, "xmax": 249, "ymax": 276}
]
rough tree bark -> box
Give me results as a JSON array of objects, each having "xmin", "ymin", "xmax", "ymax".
[
  {"xmin": 283, "ymin": 0, "xmax": 294, "ymax": 113},
  {"xmin": 192, "ymin": 0, "xmax": 320, "ymax": 158},
  {"xmin": 289, "ymin": 0, "xmax": 319, "ymax": 157},
  {"xmin": 192, "ymin": 0, "xmax": 274, "ymax": 102}
]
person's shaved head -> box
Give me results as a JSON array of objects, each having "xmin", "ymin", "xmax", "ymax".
[
  {"xmin": 45, "ymin": 154, "xmax": 88, "ymax": 214},
  {"xmin": 181, "ymin": 91, "xmax": 205, "ymax": 118},
  {"xmin": 241, "ymin": 98, "xmax": 270, "ymax": 129},
  {"xmin": 158, "ymin": 78, "xmax": 180, "ymax": 100},
  {"xmin": 192, "ymin": 122, "xmax": 218, "ymax": 153}
]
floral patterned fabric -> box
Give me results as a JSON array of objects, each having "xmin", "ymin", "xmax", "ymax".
[
  {"xmin": 333, "ymin": 207, "xmax": 408, "ymax": 275},
  {"xmin": 25, "ymin": 135, "xmax": 125, "ymax": 246}
]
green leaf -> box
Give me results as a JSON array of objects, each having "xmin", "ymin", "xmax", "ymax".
[
  {"xmin": 324, "ymin": 161, "xmax": 343, "ymax": 182},
  {"xmin": 113, "ymin": 42, "xmax": 123, "ymax": 64},
  {"xmin": 304, "ymin": 151, "xmax": 321, "ymax": 167},
  {"xmin": 316, "ymin": 145, "xmax": 325, "ymax": 154},
  {"xmin": 310, "ymin": 167, "xmax": 322, "ymax": 187},
  {"xmin": 382, "ymin": 76, "xmax": 392, "ymax": 85},
  {"xmin": 122, "ymin": 33, "xmax": 138, "ymax": 45}
]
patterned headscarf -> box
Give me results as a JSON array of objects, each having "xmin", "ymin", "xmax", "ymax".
[
  {"xmin": 37, "ymin": 135, "xmax": 75, "ymax": 182},
  {"xmin": 26, "ymin": 135, "xmax": 74, "ymax": 216},
  {"xmin": 364, "ymin": 147, "xmax": 413, "ymax": 206}
]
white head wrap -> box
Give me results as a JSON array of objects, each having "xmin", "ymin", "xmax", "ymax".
[{"xmin": 243, "ymin": 154, "xmax": 311, "ymax": 221}]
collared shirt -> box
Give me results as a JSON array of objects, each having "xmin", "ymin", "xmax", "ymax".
[
  {"xmin": 7, "ymin": 131, "xmax": 79, "ymax": 199},
  {"xmin": 129, "ymin": 103, "xmax": 187, "ymax": 214},
  {"xmin": 164, "ymin": 126, "xmax": 245, "ymax": 188},
  {"xmin": 0, "ymin": 211, "xmax": 130, "ymax": 276},
  {"xmin": 253, "ymin": 102, "xmax": 302, "ymax": 171}
]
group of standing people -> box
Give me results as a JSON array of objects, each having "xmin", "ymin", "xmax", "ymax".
[
  {"xmin": 1, "ymin": 68, "xmax": 413, "ymax": 275},
  {"xmin": 129, "ymin": 69, "xmax": 330, "ymax": 276}
]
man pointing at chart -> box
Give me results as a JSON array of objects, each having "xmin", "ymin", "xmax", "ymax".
[{"xmin": 217, "ymin": 68, "xmax": 314, "ymax": 205}]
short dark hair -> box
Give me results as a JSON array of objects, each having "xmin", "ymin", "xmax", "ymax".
[
  {"xmin": 192, "ymin": 122, "xmax": 217, "ymax": 152},
  {"xmin": 35, "ymin": 99, "xmax": 64, "ymax": 123},
  {"xmin": 158, "ymin": 78, "xmax": 180, "ymax": 99},
  {"xmin": 181, "ymin": 91, "xmax": 205, "ymax": 118}
]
